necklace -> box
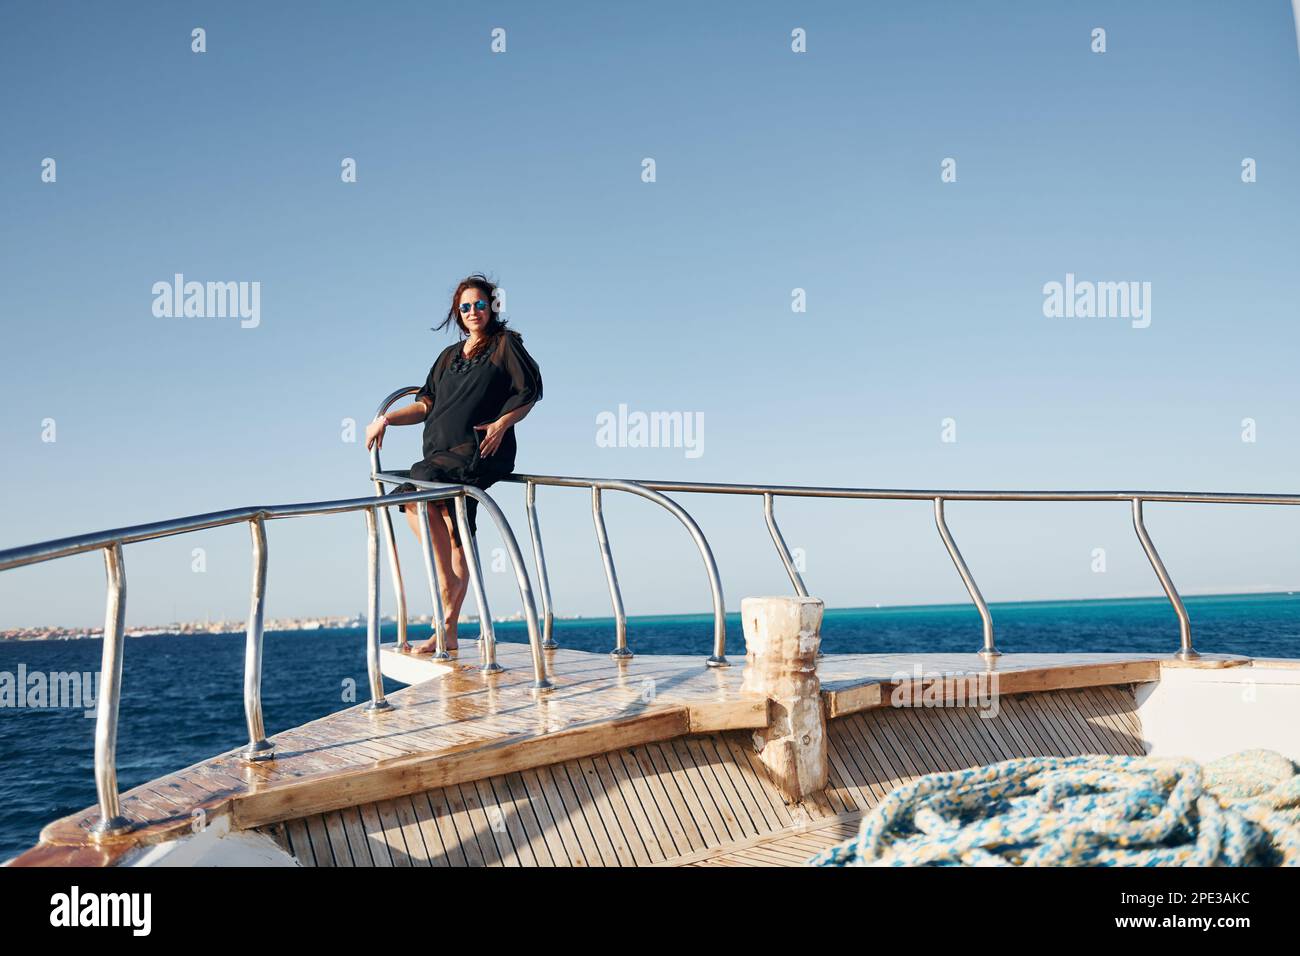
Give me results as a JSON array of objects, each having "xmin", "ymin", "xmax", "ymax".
[{"xmin": 451, "ymin": 337, "xmax": 493, "ymax": 373}]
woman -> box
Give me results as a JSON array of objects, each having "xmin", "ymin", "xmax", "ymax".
[{"xmin": 364, "ymin": 274, "xmax": 543, "ymax": 654}]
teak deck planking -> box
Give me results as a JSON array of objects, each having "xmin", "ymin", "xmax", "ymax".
[{"xmin": 268, "ymin": 683, "xmax": 1145, "ymax": 867}]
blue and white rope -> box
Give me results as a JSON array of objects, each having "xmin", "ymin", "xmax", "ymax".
[{"xmin": 810, "ymin": 749, "xmax": 1300, "ymax": 867}]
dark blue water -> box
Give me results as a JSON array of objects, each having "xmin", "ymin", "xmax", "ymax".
[{"xmin": 3, "ymin": 592, "xmax": 1299, "ymax": 861}]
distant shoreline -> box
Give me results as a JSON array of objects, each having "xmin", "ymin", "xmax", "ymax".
[
  {"xmin": 3, "ymin": 590, "xmax": 1296, "ymax": 642},
  {"xmin": 0, "ymin": 612, "xmax": 587, "ymax": 642}
]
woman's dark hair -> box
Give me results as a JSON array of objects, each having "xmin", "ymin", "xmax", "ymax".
[{"xmin": 433, "ymin": 273, "xmax": 510, "ymax": 358}]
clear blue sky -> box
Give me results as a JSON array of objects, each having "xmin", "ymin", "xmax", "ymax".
[{"xmin": 3, "ymin": 1, "xmax": 1300, "ymax": 628}]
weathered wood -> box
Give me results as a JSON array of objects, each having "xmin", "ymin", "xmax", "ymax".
[
  {"xmin": 823, "ymin": 658, "xmax": 1160, "ymax": 718},
  {"xmin": 1160, "ymin": 654, "xmax": 1252, "ymax": 669},
  {"xmin": 739, "ymin": 596, "xmax": 828, "ymax": 801},
  {"xmin": 234, "ymin": 709, "xmax": 689, "ymax": 830}
]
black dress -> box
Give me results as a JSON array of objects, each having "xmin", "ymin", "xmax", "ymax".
[{"xmin": 388, "ymin": 329, "xmax": 543, "ymax": 546}]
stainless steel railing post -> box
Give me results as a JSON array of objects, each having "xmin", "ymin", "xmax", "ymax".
[
  {"xmin": 455, "ymin": 493, "xmax": 503, "ymax": 674},
  {"xmin": 464, "ymin": 487, "xmax": 552, "ymax": 690},
  {"xmin": 763, "ymin": 492, "xmax": 809, "ymax": 597},
  {"xmin": 377, "ymin": 506, "xmax": 409, "ymax": 651},
  {"xmin": 1131, "ymin": 497, "xmax": 1198, "ymax": 660},
  {"xmin": 592, "ymin": 486, "xmax": 632, "ymax": 659},
  {"xmin": 371, "ymin": 388, "xmax": 418, "ymax": 651},
  {"xmin": 415, "ymin": 500, "xmax": 449, "ymax": 659},
  {"xmin": 763, "ymin": 493, "xmax": 822, "ymax": 657},
  {"xmin": 934, "ymin": 497, "xmax": 999, "ymax": 658},
  {"xmin": 241, "ymin": 515, "xmax": 274, "ymax": 761},
  {"xmin": 90, "ymin": 541, "xmax": 130, "ymax": 837},
  {"xmin": 525, "ymin": 481, "xmax": 557, "ymax": 649},
  {"xmin": 364, "ymin": 506, "xmax": 393, "ymax": 711}
]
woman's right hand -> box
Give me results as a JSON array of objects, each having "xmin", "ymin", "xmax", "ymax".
[{"xmin": 365, "ymin": 415, "xmax": 388, "ymax": 450}]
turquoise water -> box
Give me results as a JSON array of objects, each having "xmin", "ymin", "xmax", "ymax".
[{"xmin": 2, "ymin": 591, "xmax": 1298, "ymax": 860}]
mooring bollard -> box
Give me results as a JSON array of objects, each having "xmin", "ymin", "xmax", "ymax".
[{"xmin": 739, "ymin": 595, "xmax": 827, "ymax": 801}]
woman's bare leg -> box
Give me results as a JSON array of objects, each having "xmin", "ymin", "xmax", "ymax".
[
  {"xmin": 403, "ymin": 502, "xmax": 467, "ymax": 652},
  {"xmin": 438, "ymin": 504, "xmax": 472, "ymax": 634}
]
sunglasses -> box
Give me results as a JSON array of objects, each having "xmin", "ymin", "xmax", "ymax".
[{"xmin": 459, "ymin": 299, "xmax": 490, "ymax": 314}]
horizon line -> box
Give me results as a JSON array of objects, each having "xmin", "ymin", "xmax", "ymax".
[
  {"xmin": 544, "ymin": 587, "xmax": 1300, "ymax": 624},
  {"xmin": 6, "ymin": 587, "xmax": 1299, "ymax": 634}
]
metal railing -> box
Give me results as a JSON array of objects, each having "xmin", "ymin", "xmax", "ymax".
[
  {"xmin": 499, "ymin": 475, "xmax": 1300, "ymax": 664},
  {"xmin": 0, "ymin": 484, "xmax": 550, "ymax": 839},
  {"xmin": 370, "ymin": 388, "xmax": 730, "ymax": 667},
  {"xmin": 373, "ymin": 384, "xmax": 1298, "ymax": 670}
]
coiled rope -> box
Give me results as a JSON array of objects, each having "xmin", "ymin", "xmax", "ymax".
[{"xmin": 810, "ymin": 749, "xmax": 1300, "ymax": 866}]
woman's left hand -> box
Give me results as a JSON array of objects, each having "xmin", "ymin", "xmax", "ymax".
[{"xmin": 474, "ymin": 418, "xmax": 507, "ymax": 457}]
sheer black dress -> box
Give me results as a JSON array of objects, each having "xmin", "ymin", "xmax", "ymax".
[{"xmin": 388, "ymin": 329, "xmax": 542, "ymax": 545}]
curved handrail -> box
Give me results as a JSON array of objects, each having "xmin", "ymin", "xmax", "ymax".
[
  {"xmin": 0, "ymin": 490, "xmax": 468, "ymax": 572},
  {"xmin": 504, "ymin": 472, "xmax": 1300, "ymax": 663},
  {"xmin": 508, "ymin": 476, "xmax": 1300, "ymax": 505},
  {"xmin": 596, "ymin": 478, "xmax": 729, "ymax": 667},
  {"xmin": 370, "ymin": 471, "xmax": 551, "ymax": 688},
  {"xmin": 371, "ymin": 386, "xmax": 423, "ymax": 651},
  {"xmin": 489, "ymin": 473, "xmax": 729, "ymax": 666},
  {"xmin": 0, "ymin": 484, "xmax": 494, "ymax": 838}
]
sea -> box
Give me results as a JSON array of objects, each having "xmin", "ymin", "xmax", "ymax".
[{"xmin": 3, "ymin": 591, "xmax": 1299, "ymax": 862}]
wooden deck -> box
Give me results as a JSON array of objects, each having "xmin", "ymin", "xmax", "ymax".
[
  {"xmin": 816, "ymin": 651, "xmax": 1161, "ymax": 716},
  {"xmin": 11, "ymin": 642, "xmax": 1167, "ymax": 866},
  {"xmin": 263, "ymin": 682, "xmax": 1145, "ymax": 867},
  {"xmin": 676, "ymin": 815, "xmax": 865, "ymax": 866}
]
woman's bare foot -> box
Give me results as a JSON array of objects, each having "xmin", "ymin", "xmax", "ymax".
[{"xmin": 410, "ymin": 624, "xmax": 458, "ymax": 655}]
